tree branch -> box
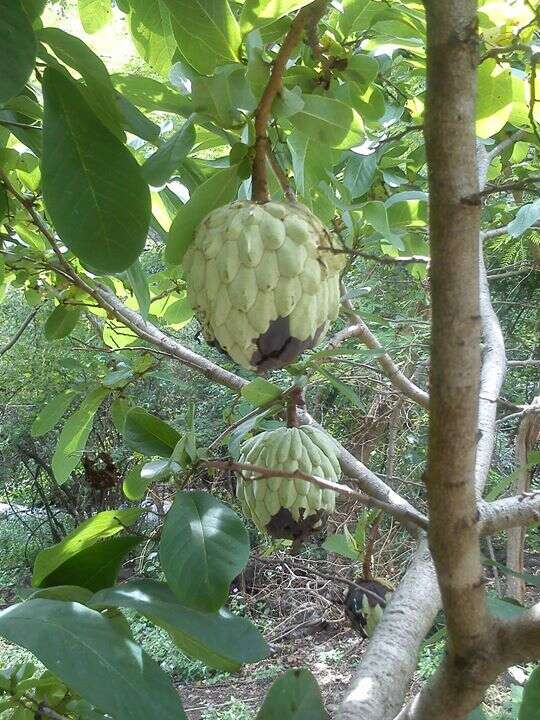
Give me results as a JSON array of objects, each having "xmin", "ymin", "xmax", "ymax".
[
  {"xmin": 204, "ymin": 459, "xmax": 428, "ymax": 530},
  {"xmin": 0, "ymin": 307, "xmax": 40, "ymax": 356},
  {"xmin": 329, "ymin": 289, "xmax": 430, "ymax": 409},
  {"xmin": 252, "ymin": 6, "xmax": 312, "ymax": 201},
  {"xmin": 478, "ymin": 493, "xmax": 540, "ymax": 535}
]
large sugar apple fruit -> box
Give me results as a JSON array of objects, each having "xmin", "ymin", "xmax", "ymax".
[
  {"xmin": 236, "ymin": 425, "xmax": 341, "ymax": 540},
  {"xmin": 184, "ymin": 200, "xmax": 345, "ymax": 372}
]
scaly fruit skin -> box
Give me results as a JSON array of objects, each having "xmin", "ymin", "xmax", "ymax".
[
  {"xmin": 184, "ymin": 201, "xmax": 345, "ymax": 372},
  {"xmin": 236, "ymin": 425, "xmax": 341, "ymax": 540}
]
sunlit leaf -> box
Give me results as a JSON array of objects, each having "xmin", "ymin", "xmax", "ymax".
[
  {"xmin": 32, "ymin": 508, "xmax": 143, "ymax": 586},
  {"xmin": 51, "ymin": 386, "xmax": 110, "ymax": 484},
  {"xmin": 78, "ymin": 0, "xmax": 112, "ymax": 34}
]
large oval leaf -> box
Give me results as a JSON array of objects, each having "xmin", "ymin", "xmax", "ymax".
[
  {"xmin": 161, "ymin": 0, "xmax": 241, "ymax": 76},
  {"xmin": 288, "ymin": 95, "xmax": 365, "ymax": 149},
  {"xmin": 91, "ymin": 579, "xmax": 269, "ymax": 671},
  {"xmin": 0, "ymin": 0, "xmax": 37, "ymax": 104},
  {"xmin": 51, "ymin": 386, "xmax": 110, "ymax": 484},
  {"xmin": 165, "ymin": 164, "xmax": 240, "ymax": 265},
  {"xmin": 33, "ymin": 507, "xmax": 143, "ymax": 586},
  {"xmin": 159, "ymin": 491, "xmax": 250, "ymax": 612},
  {"xmin": 39, "ymin": 27, "xmax": 124, "ymax": 140},
  {"xmin": 476, "ymin": 59, "xmax": 513, "ymax": 139},
  {"xmin": 129, "ymin": 0, "xmax": 176, "ymax": 76},
  {"xmin": 0, "ymin": 600, "xmax": 187, "ymax": 720},
  {"xmin": 257, "ymin": 669, "xmax": 328, "ymax": 719},
  {"xmin": 41, "ymin": 68, "xmax": 151, "ymax": 274},
  {"xmin": 123, "ymin": 407, "xmax": 181, "ymax": 456}
]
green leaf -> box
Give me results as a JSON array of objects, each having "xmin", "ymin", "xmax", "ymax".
[
  {"xmin": 476, "ymin": 59, "xmax": 513, "ymax": 139},
  {"xmin": 362, "ymin": 200, "xmax": 404, "ymax": 249},
  {"xmin": 289, "ymin": 95, "xmax": 364, "ymax": 149},
  {"xmin": 43, "ymin": 305, "xmax": 81, "ymax": 340},
  {"xmin": 111, "ymin": 397, "xmax": 131, "ymax": 433},
  {"xmin": 122, "ymin": 462, "xmax": 150, "ymax": 500},
  {"xmin": 166, "ymin": 164, "xmax": 240, "ymax": 265},
  {"xmin": 51, "ymin": 386, "xmax": 110, "ymax": 484},
  {"xmin": 486, "ymin": 595, "xmax": 525, "ymax": 620},
  {"xmin": 160, "ymin": 491, "xmax": 250, "ymax": 612},
  {"xmin": 123, "ymin": 407, "xmax": 181, "ymax": 456},
  {"xmin": 482, "ymin": 559, "xmax": 540, "ymax": 590},
  {"xmin": 507, "ymin": 199, "xmax": 540, "ymax": 237},
  {"xmin": 37, "ymin": 536, "xmax": 141, "ymax": 592},
  {"xmin": 41, "ymin": 68, "xmax": 151, "ymax": 274},
  {"xmin": 192, "ymin": 64, "xmax": 256, "ymax": 128},
  {"xmin": 33, "ymin": 508, "xmax": 143, "ymax": 586},
  {"xmin": 256, "ymin": 669, "xmax": 328, "ymax": 720},
  {"xmin": 129, "ymin": 0, "xmax": 176, "ymax": 76},
  {"xmin": 240, "ymin": 0, "xmax": 313, "ymax": 34},
  {"xmin": 344, "ymin": 152, "xmax": 377, "ymax": 198},
  {"xmin": 323, "ymin": 533, "xmax": 359, "ymax": 560},
  {"xmin": 112, "ymin": 73, "xmax": 192, "ymax": 115},
  {"xmin": 0, "ymin": 600, "xmax": 187, "ymax": 720},
  {"xmin": 287, "ymin": 130, "xmax": 336, "ymax": 222},
  {"xmin": 28, "ymin": 585, "xmax": 94, "ymax": 604},
  {"xmin": 30, "ymin": 389, "xmax": 77, "ymax": 437},
  {"xmin": 123, "ymin": 260, "xmax": 151, "ymax": 319},
  {"xmin": 78, "ymin": 0, "xmax": 112, "ymax": 33},
  {"xmin": 161, "ymin": 0, "xmax": 241, "ymax": 76},
  {"xmin": 343, "ymin": 54, "xmax": 379, "ymax": 88},
  {"xmin": 317, "ymin": 367, "xmax": 364, "ymax": 409},
  {"xmin": 519, "ymin": 666, "xmax": 540, "ymax": 720},
  {"xmin": 91, "ymin": 580, "xmax": 269, "ymax": 671},
  {"xmin": 0, "ymin": 0, "xmax": 37, "ymax": 105},
  {"xmin": 116, "ymin": 92, "xmax": 161, "ymax": 142},
  {"xmin": 142, "ymin": 118, "xmax": 196, "ymax": 186},
  {"xmin": 241, "ymin": 378, "xmax": 282, "ymax": 407},
  {"xmin": 340, "ymin": 0, "xmax": 380, "ymax": 35},
  {"xmin": 39, "ymin": 28, "xmax": 124, "ymax": 139}
]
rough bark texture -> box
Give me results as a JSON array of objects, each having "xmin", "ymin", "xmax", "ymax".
[{"xmin": 423, "ymin": 0, "xmax": 486, "ymax": 658}]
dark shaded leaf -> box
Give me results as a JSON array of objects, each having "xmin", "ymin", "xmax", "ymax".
[
  {"xmin": 41, "ymin": 69, "xmax": 151, "ymax": 274},
  {"xmin": 142, "ymin": 118, "xmax": 196, "ymax": 186},
  {"xmin": 0, "ymin": 0, "xmax": 37, "ymax": 105},
  {"xmin": 256, "ymin": 669, "xmax": 328, "ymax": 719},
  {"xmin": 123, "ymin": 407, "xmax": 181, "ymax": 456},
  {"xmin": 160, "ymin": 491, "xmax": 249, "ymax": 612},
  {"xmin": 0, "ymin": 600, "xmax": 187, "ymax": 720},
  {"xmin": 91, "ymin": 579, "xmax": 269, "ymax": 671},
  {"xmin": 43, "ymin": 305, "xmax": 81, "ymax": 340}
]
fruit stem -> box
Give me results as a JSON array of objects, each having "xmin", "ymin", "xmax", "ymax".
[
  {"xmin": 286, "ymin": 385, "xmax": 305, "ymax": 428},
  {"xmin": 251, "ymin": 6, "xmax": 312, "ymax": 203}
]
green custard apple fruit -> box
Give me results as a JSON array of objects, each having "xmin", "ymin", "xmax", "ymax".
[
  {"xmin": 183, "ymin": 200, "xmax": 345, "ymax": 372},
  {"xmin": 236, "ymin": 425, "xmax": 341, "ymax": 540}
]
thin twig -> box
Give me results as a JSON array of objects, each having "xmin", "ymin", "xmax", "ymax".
[{"xmin": 0, "ymin": 307, "xmax": 40, "ymax": 355}]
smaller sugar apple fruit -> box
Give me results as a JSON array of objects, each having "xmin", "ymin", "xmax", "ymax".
[
  {"xmin": 183, "ymin": 200, "xmax": 345, "ymax": 372},
  {"xmin": 344, "ymin": 579, "xmax": 393, "ymax": 638},
  {"xmin": 236, "ymin": 425, "xmax": 341, "ymax": 541}
]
